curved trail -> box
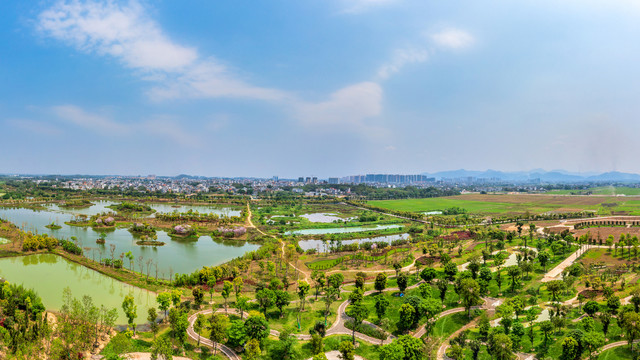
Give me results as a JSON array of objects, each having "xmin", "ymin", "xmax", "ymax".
[{"xmin": 187, "ymin": 309, "xmax": 241, "ymax": 360}]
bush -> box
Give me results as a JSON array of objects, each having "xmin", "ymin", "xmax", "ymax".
[{"xmin": 344, "ymin": 319, "xmax": 387, "ymax": 340}]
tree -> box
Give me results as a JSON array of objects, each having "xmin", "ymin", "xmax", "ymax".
[
  {"xmin": 339, "ymin": 340, "xmax": 355, "ymax": 360},
  {"xmin": 256, "ymin": 289, "xmax": 275, "ymax": 316},
  {"xmin": 209, "ymin": 313, "xmax": 229, "ymax": 355},
  {"xmin": 489, "ymin": 333, "xmax": 513, "ymax": 360},
  {"xmin": 147, "ymin": 307, "xmax": 159, "ymax": 339},
  {"xmin": 420, "ymin": 268, "xmax": 437, "ymax": 284},
  {"xmin": 156, "ymin": 292, "xmax": 171, "ymax": 319},
  {"xmin": 583, "ymin": 301, "xmax": 599, "ymax": 317},
  {"xmin": 560, "ymin": 336, "xmax": 579, "ymax": 360},
  {"xmin": 622, "ymin": 311, "xmax": 640, "ymax": 351},
  {"xmin": 245, "ymin": 315, "xmax": 270, "ymax": 343},
  {"xmin": 375, "ymin": 273, "xmax": 388, "ymax": 293},
  {"xmin": 511, "ymin": 321, "xmax": 525, "ymax": 349},
  {"xmin": 600, "ymin": 312, "xmax": 612, "ymax": 337},
  {"xmin": 150, "ymin": 337, "xmax": 173, "ymax": 360},
  {"xmin": 347, "ymin": 301, "xmax": 369, "ymax": 344},
  {"xmin": 193, "ymin": 313, "xmax": 206, "ymax": 346},
  {"xmin": 540, "ymin": 320, "xmax": 554, "ymax": 344},
  {"xmin": 607, "ymin": 295, "xmax": 621, "ymax": 313},
  {"xmin": 298, "ymin": 280, "xmax": 310, "ymax": 311},
  {"xmin": 270, "ymin": 329, "xmax": 298, "ymax": 360},
  {"xmin": 222, "ymin": 280, "xmax": 233, "ymax": 312},
  {"xmin": 507, "ymin": 266, "xmax": 521, "ymax": 293},
  {"xmin": 355, "ymin": 272, "xmax": 365, "ymax": 290},
  {"xmin": 375, "ymin": 295, "xmax": 390, "ymax": 321},
  {"xmin": 546, "ymin": 280, "xmax": 564, "ymax": 303},
  {"xmin": 323, "ymin": 287, "xmax": 339, "ymax": 324},
  {"xmin": 244, "ymin": 338, "xmax": 261, "ymax": 360},
  {"xmin": 444, "ymin": 262, "xmax": 458, "ymax": 281},
  {"xmin": 398, "ymin": 303, "xmax": 416, "ymax": 333},
  {"xmin": 192, "ymin": 287, "xmax": 204, "ymax": 307},
  {"xmin": 468, "ymin": 255, "xmax": 481, "ymax": 279},
  {"xmin": 236, "ymin": 295, "xmax": 249, "ymax": 320},
  {"xmin": 275, "ymin": 290, "xmax": 291, "ymax": 317},
  {"xmin": 436, "ymin": 279, "xmax": 448, "ymax": 302},
  {"xmin": 459, "ymin": 278, "xmax": 481, "ymax": 318},
  {"xmin": 397, "ymin": 272, "xmax": 409, "ymax": 295},
  {"xmin": 170, "ymin": 289, "xmax": 181, "ymax": 307},
  {"xmin": 380, "ymin": 340, "xmax": 405, "ymax": 360},
  {"xmin": 312, "ymin": 270, "xmax": 326, "ymax": 300},
  {"xmin": 310, "ymin": 333, "xmax": 324, "ymax": 355},
  {"xmin": 328, "ymin": 273, "xmax": 344, "ymax": 290},
  {"xmin": 538, "ymin": 250, "xmax": 551, "ymax": 272},
  {"xmin": 397, "ymin": 335, "xmax": 425, "ymax": 360},
  {"xmin": 469, "ymin": 339, "xmax": 481, "ymax": 360},
  {"xmin": 207, "ymin": 275, "xmax": 217, "ymax": 302},
  {"xmin": 228, "ymin": 319, "xmax": 247, "ymax": 348},
  {"xmin": 168, "ymin": 308, "xmax": 189, "ymax": 346},
  {"xmin": 313, "ymin": 354, "xmax": 328, "ymax": 360},
  {"xmin": 122, "ymin": 295, "xmax": 137, "ymax": 335},
  {"xmin": 233, "ymin": 276, "xmax": 244, "ymax": 301},
  {"xmin": 582, "ymin": 331, "xmax": 605, "ymax": 360}
]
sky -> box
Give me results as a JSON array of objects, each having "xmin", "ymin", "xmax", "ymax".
[{"xmin": 3, "ymin": 0, "xmax": 640, "ymax": 178}]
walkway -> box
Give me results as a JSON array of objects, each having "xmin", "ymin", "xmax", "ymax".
[{"xmin": 542, "ymin": 245, "xmax": 608, "ymax": 282}]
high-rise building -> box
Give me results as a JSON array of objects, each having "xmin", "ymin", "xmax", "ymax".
[{"xmin": 328, "ymin": 177, "xmax": 339, "ymax": 184}]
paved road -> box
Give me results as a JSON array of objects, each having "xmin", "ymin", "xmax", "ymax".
[{"xmin": 542, "ymin": 244, "xmax": 609, "ymax": 282}]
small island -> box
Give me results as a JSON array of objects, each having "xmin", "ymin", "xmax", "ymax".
[
  {"xmin": 44, "ymin": 222, "xmax": 62, "ymax": 230},
  {"xmin": 59, "ymin": 199, "xmax": 94, "ymax": 209},
  {"xmin": 168, "ymin": 224, "xmax": 198, "ymax": 239},
  {"xmin": 128, "ymin": 222, "xmax": 156, "ymax": 236},
  {"xmin": 107, "ymin": 202, "xmax": 155, "ymax": 215}
]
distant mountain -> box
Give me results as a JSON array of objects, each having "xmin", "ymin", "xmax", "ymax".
[{"xmin": 421, "ymin": 169, "xmax": 640, "ymax": 183}]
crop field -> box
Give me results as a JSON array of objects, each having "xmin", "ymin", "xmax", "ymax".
[
  {"xmin": 548, "ymin": 186, "xmax": 640, "ymax": 196},
  {"xmin": 369, "ymin": 194, "xmax": 640, "ymax": 216}
]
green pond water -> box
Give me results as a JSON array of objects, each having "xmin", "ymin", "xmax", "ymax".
[
  {"xmin": 0, "ymin": 205, "xmax": 259, "ymax": 277},
  {"xmin": 0, "ymin": 254, "xmax": 156, "ymax": 325},
  {"xmin": 285, "ymin": 224, "xmax": 403, "ymax": 235}
]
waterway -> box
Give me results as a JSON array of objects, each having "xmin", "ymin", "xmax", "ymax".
[
  {"xmin": 298, "ymin": 233, "xmax": 410, "ymax": 252},
  {"xmin": 285, "ymin": 224, "xmax": 403, "ymax": 235},
  {"xmin": 0, "ymin": 254, "xmax": 156, "ymax": 325},
  {"xmin": 0, "ymin": 206, "xmax": 259, "ymax": 277}
]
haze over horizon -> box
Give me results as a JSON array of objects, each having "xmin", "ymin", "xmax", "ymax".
[{"xmin": 3, "ymin": 0, "xmax": 640, "ymax": 178}]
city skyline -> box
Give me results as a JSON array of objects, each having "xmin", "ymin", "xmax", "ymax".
[{"xmin": 3, "ymin": 1, "xmax": 640, "ymax": 177}]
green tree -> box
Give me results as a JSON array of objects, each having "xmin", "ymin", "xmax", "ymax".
[
  {"xmin": 256, "ymin": 289, "xmax": 276, "ymax": 316},
  {"xmin": 323, "ymin": 287, "xmax": 339, "ymax": 325},
  {"xmin": 561, "ymin": 336, "xmax": 579, "ymax": 360},
  {"xmin": 397, "ymin": 272, "xmax": 409, "ymax": 294},
  {"xmin": 298, "ymin": 280, "xmax": 310, "ymax": 311},
  {"xmin": 582, "ymin": 331, "xmax": 605, "ymax": 360},
  {"xmin": 398, "ymin": 304, "xmax": 416, "ymax": 333},
  {"xmin": 222, "ymin": 280, "xmax": 233, "ymax": 312},
  {"xmin": 245, "ymin": 315, "xmax": 270, "ymax": 343},
  {"xmin": 347, "ymin": 301, "xmax": 369, "ymax": 344},
  {"xmin": 380, "ymin": 340, "xmax": 405, "ymax": 360},
  {"xmin": 546, "ymin": 280, "xmax": 564, "ymax": 302},
  {"xmin": 375, "ymin": 273, "xmax": 387, "ymax": 293},
  {"xmin": 227, "ymin": 319, "xmax": 247, "ymax": 348},
  {"xmin": 583, "ymin": 301, "xmax": 599, "ymax": 317},
  {"xmin": 170, "ymin": 289, "xmax": 181, "ymax": 307},
  {"xmin": 420, "ymin": 268, "xmax": 437, "ymax": 284},
  {"xmin": 436, "ymin": 278, "xmax": 448, "ymax": 302},
  {"xmin": 150, "ymin": 336, "xmax": 173, "ymax": 360},
  {"xmin": 192, "ymin": 287, "xmax": 204, "ymax": 307},
  {"xmin": 233, "ymin": 276, "xmax": 244, "ymax": 301},
  {"xmin": 156, "ymin": 292, "xmax": 172, "ymax": 319},
  {"xmin": 540, "ymin": 320, "xmax": 554, "ymax": 344},
  {"xmin": 459, "ymin": 278, "xmax": 481, "ymax": 318},
  {"xmin": 209, "ymin": 313, "xmax": 229, "ymax": 355},
  {"xmin": 121, "ymin": 295, "xmax": 137, "ymax": 335},
  {"xmin": 245, "ymin": 338, "xmax": 261, "ymax": 360},
  {"xmin": 489, "ymin": 333, "xmax": 513, "ymax": 360},
  {"xmin": 147, "ymin": 307, "xmax": 159, "ymax": 339},
  {"xmin": 507, "ymin": 266, "xmax": 521, "ymax": 293},
  {"xmin": 397, "ymin": 335, "xmax": 425, "ymax": 360},
  {"xmin": 207, "ymin": 275, "xmax": 217, "ymax": 302},
  {"xmin": 312, "ymin": 270, "xmax": 326, "ymax": 300},
  {"xmin": 338, "ymin": 340, "xmax": 355, "ymax": 360},
  {"xmin": 275, "ymin": 289, "xmax": 291, "ymax": 317},
  {"xmin": 193, "ymin": 313, "xmax": 206, "ymax": 346},
  {"xmin": 538, "ymin": 250, "xmax": 551, "ymax": 272},
  {"xmin": 375, "ymin": 295, "xmax": 390, "ymax": 321},
  {"xmin": 444, "ymin": 262, "xmax": 458, "ymax": 281}
]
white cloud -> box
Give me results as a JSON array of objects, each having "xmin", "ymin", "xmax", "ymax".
[
  {"xmin": 377, "ymin": 48, "xmax": 429, "ymax": 80},
  {"xmin": 52, "ymin": 105, "xmax": 129, "ymax": 134},
  {"xmin": 294, "ymin": 82, "xmax": 383, "ymax": 131},
  {"xmin": 430, "ymin": 28, "xmax": 474, "ymax": 50},
  {"xmin": 38, "ymin": 0, "xmax": 285, "ymax": 101},
  {"xmin": 50, "ymin": 105, "xmax": 201, "ymax": 146}
]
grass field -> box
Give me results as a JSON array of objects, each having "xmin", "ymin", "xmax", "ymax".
[
  {"xmin": 369, "ymin": 194, "xmax": 640, "ymax": 216},
  {"xmin": 548, "ymin": 186, "xmax": 640, "ymax": 196}
]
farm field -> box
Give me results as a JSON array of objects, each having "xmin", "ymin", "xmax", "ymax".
[
  {"xmin": 548, "ymin": 186, "xmax": 640, "ymax": 196},
  {"xmin": 369, "ymin": 194, "xmax": 640, "ymax": 216}
]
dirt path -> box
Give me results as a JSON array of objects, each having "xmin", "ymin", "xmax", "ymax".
[
  {"xmin": 187, "ymin": 310, "xmax": 241, "ymax": 360},
  {"xmin": 542, "ymin": 244, "xmax": 608, "ymax": 282}
]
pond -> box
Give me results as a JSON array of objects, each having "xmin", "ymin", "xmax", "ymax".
[
  {"xmin": 0, "ymin": 207, "xmax": 259, "ymax": 277},
  {"xmin": 298, "ymin": 233, "xmax": 410, "ymax": 252},
  {"xmin": 298, "ymin": 213, "xmax": 353, "ymax": 223},
  {"xmin": 0, "ymin": 254, "xmax": 156, "ymax": 325},
  {"xmin": 45, "ymin": 200, "xmax": 242, "ymax": 218},
  {"xmin": 285, "ymin": 224, "xmax": 403, "ymax": 235}
]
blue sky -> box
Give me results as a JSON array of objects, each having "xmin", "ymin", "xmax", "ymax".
[{"xmin": 2, "ymin": 0, "xmax": 640, "ymax": 178}]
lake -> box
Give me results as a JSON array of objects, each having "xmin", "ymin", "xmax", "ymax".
[
  {"xmin": 0, "ymin": 206, "xmax": 259, "ymax": 277},
  {"xmin": 285, "ymin": 224, "xmax": 403, "ymax": 235},
  {"xmin": 0, "ymin": 254, "xmax": 156, "ymax": 325},
  {"xmin": 298, "ymin": 233, "xmax": 410, "ymax": 252}
]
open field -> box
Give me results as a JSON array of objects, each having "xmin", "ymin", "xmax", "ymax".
[
  {"xmin": 548, "ymin": 186, "xmax": 640, "ymax": 196},
  {"xmin": 369, "ymin": 194, "xmax": 640, "ymax": 216}
]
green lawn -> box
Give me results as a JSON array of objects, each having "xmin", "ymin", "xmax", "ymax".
[
  {"xmin": 432, "ymin": 311, "xmax": 475, "ymax": 339},
  {"xmin": 549, "ymin": 186, "xmax": 640, "ymax": 196}
]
